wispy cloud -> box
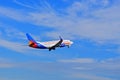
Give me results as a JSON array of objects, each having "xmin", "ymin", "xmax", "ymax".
[
  {"xmin": 70, "ymin": 73, "xmax": 113, "ymax": 80},
  {"xmin": 0, "ymin": 38, "xmax": 29, "ymax": 53},
  {"xmin": 0, "ymin": 57, "xmax": 119, "ymax": 80},
  {"xmin": 0, "ymin": 0, "xmax": 119, "ymax": 44},
  {"xmin": 0, "ymin": 23, "xmax": 30, "ymax": 53},
  {"xmin": 0, "ymin": 1, "xmax": 120, "ymax": 55},
  {"xmin": 0, "ymin": 23, "xmax": 58, "ymax": 57},
  {"xmin": 6, "ymin": 57, "xmax": 118, "ymax": 80},
  {"xmin": 59, "ymin": 58, "xmax": 96, "ymax": 63},
  {"xmin": 0, "ymin": 6, "xmax": 29, "ymax": 22},
  {"xmin": 1, "ymin": 0, "xmax": 119, "ymax": 44},
  {"xmin": 0, "ymin": 0, "xmax": 119, "ymax": 80},
  {"xmin": 13, "ymin": 0, "xmax": 37, "ymax": 9},
  {"xmin": 0, "ymin": 58, "xmax": 15, "ymax": 68}
]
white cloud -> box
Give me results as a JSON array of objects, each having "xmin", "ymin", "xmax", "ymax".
[
  {"xmin": 0, "ymin": 57, "xmax": 119, "ymax": 80},
  {"xmin": 0, "ymin": 38, "xmax": 29, "ymax": 53},
  {"xmin": 0, "ymin": 63, "xmax": 14, "ymax": 68},
  {"xmin": 0, "ymin": 24, "xmax": 29, "ymax": 53},
  {"xmin": 0, "ymin": 32, "xmax": 46, "ymax": 56},
  {"xmin": 0, "ymin": 23, "xmax": 59, "ymax": 56},
  {"xmin": 0, "ymin": 58, "xmax": 15, "ymax": 68},
  {"xmin": 0, "ymin": 1, "xmax": 119, "ymax": 80},
  {"xmin": 70, "ymin": 73, "xmax": 113, "ymax": 80},
  {"xmin": 0, "ymin": 7, "xmax": 29, "ymax": 22},
  {"xmin": 28, "ymin": 1, "xmax": 120, "ymax": 44},
  {"xmin": 99, "ymin": 58, "xmax": 120, "ymax": 70},
  {"xmin": 62, "ymin": 58, "xmax": 119, "ymax": 79},
  {"xmin": 13, "ymin": 0, "xmax": 37, "ymax": 9},
  {"xmin": 59, "ymin": 58, "xmax": 96, "ymax": 63},
  {"xmin": 3, "ymin": 27, "xmax": 26, "ymax": 40},
  {"xmin": 0, "ymin": 1, "xmax": 120, "ymax": 44},
  {"xmin": 8, "ymin": 57, "xmax": 118, "ymax": 80},
  {"xmin": 66, "ymin": 2, "xmax": 85, "ymax": 17}
]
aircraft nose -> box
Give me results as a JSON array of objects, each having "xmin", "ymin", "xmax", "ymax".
[{"xmin": 70, "ymin": 41, "xmax": 73, "ymax": 44}]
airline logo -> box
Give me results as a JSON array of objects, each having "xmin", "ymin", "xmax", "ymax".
[{"xmin": 29, "ymin": 41, "xmax": 38, "ymax": 48}]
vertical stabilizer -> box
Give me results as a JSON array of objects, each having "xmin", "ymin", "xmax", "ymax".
[{"xmin": 26, "ymin": 33, "xmax": 36, "ymax": 43}]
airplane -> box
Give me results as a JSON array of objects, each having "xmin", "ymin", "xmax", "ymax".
[{"xmin": 26, "ymin": 33, "xmax": 73, "ymax": 51}]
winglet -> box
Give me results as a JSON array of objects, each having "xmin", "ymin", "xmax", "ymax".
[{"xmin": 59, "ymin": 36, "xmax": 63, "ymax": 41}]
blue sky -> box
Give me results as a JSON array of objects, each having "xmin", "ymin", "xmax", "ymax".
[{"xmin": 0, "ymin": 0, "xmax": 120, "ymax": 80}]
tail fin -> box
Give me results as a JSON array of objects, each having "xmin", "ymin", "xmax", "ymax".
[{"xmin": 26, "ymin": 33, "xmax": 36, "ymax": 43}]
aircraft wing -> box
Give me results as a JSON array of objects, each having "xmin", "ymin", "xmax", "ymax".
[{"xmin": 49, "ymin": 36, "xmax": 63, "ymax": 51}]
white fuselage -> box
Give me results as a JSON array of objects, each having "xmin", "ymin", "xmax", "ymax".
[{"xmin": 37, "ymin": 40, "xmax": 73, "ymax": 48}]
